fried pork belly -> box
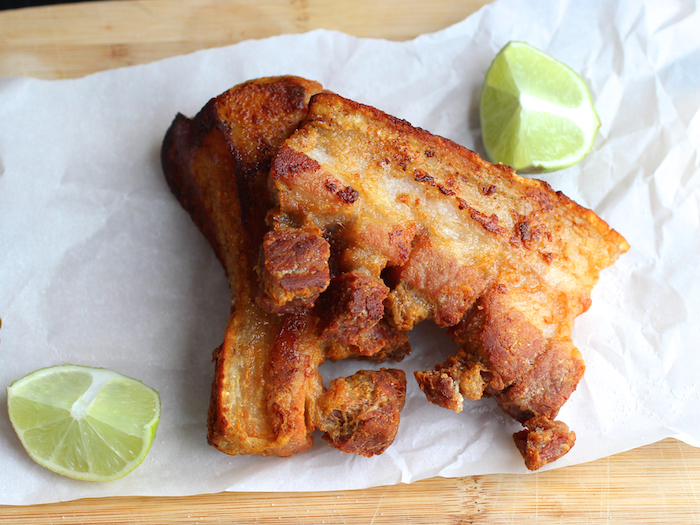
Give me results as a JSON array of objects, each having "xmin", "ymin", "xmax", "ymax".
[
  {"xmin": 316, "ymin": 368, "xmax": 406, "ymax": 457},
  {"xmin": 263, "ymin": 92, "xmax": 629, "ymax": 468},
  {"xmin": 161, "ymin": 77, "xmax": 406, "ymax": 457},
  {"xmin": 513, "ymin": 416, "xmax": 577, "ymax": 471}
]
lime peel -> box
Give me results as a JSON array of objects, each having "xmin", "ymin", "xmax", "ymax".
[
  {"xmin": 7, "ymin": 364, "xmax": 160, "ymax": 481},
  {"xmin": 480, "ymin": 41, "xmax": 601, "ymax": 173}
]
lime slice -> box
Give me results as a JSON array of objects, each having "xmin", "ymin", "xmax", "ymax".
[
  {"xmin": 6, "ymin": 364, "xmax": 160, "ymax": 481},
  {"xmin": 479, "ymin": 41, "xmax": 601, "ymax": 173}
]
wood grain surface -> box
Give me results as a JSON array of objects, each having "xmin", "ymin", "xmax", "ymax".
[
  {"xmin": 0, "ymin": 0, "xmax": 489, "ymax": 79},
  {"xmin": 1, "ymin": 1, "xmax": 699, "ymax": 523},
  {"xmin": 1, "ymin": 439, "xmax": 699, "ymax": 524}
]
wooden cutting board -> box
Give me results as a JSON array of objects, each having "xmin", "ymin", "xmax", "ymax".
[{"xmin": 1, "ymin": 1, "xmax": 699, "ymax": 523}]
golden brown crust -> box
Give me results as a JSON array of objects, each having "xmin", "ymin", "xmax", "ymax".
[
  {"xmin": 256, "ymin": 224, "xmax": 331, "ymax": 313},
  {"xmin": 384, "ymin": 233, "xmax": 490, "ymax": 328},
  {"xmin": 494, "ymin": 341, "xmax": 585, "ymax": 423},
  {"xmin": 164, "ymin": 79, "xmax": 627, "ymax": 469},
  {"xmin": 162, "ymin": 76, "xmax": 327, "ymax": 457},
  {"xmin": 264, "ymin": 91, "xmax": 629, "ymax": 469},
  {"xmin": 414, "ymin": 352, "xmax": 486, "ymax": 412},
  {"xmin": 513, "ymin": 416, "xmax": 576, "ymax": 471},
  {"xmin": 264, "ymin": 313, "xmax": 325, "ymax": 454},
  {"xmin": 447, "ymin": 286, "xmax": 551, "ymax": 394},
  {"xmin": 326, "ymin": 320, "xmax": 411, "ymax": 363},
  {"xmin": 315, "ymin": 368, "xmax": 407, "ymax": 457},
  {"xmin": 163, "ymin": 77, "xmax": 409, "ymax": 458},
  {"xmin": 317, "ymin": 271, "xmax": 389, "ymax": 351}
]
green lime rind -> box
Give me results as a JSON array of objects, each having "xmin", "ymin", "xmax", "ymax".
[
  {"xmin": 480, "ymin": 41, "xmax": 601, "ymax": 173},
  {"xmin": 7, "ymin": 364, "xmax": 160, "ymax": 482}
]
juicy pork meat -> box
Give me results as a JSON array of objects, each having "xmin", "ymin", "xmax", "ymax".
[
  {"xmin": 161, "ymin": 76, "xmax": 406, "ymax": 457},
  {"xmin": 260, "ymin": 92, "xmax": 629, "ymax": 469}
]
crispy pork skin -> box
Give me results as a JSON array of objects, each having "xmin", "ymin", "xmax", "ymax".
[
  {"xmin": 162, "ymin": 76, "xmax": 326, "ymax": 456},
  {"xmin": 161, "ymin": 77, "xmax": 406, "ymax": 457},
  {"xmin": 265, "ymin": 92, "xmax": 629, "ymax": 468},
  {"xmin": 163, "ymin": 78, "xmax": 628, "ymax": 468}
]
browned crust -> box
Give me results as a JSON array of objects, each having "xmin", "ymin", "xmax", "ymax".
[
  {"xmin": 448, "ymin": 287, "xmax": 550, "ymax": 393},
  {"xmin": 414, "ymin": 353, "xmax": 486, "ymax": 413},
  {"xmin": 317, "ymin": 271, "xmax": 389, "ymax": 352},
  {"xmin": 326, "ymin": 320, "xmax": 411, "ymax": 363},
  {"xmin": 263, "ymin": 91, "xmax": 629, "ymax": 469},
  {"xmin": 164, "ymin": 79, "xmax": 629, "ymax": 469},
  {"xmin": 513, "ymin": 417, "xmax": 576, "ymax": 471},
  {"xmin": 315, "ymin": 368, "xmax": 407, "ymax": 457},
  {"xmin": 264, "ymin": 313, "xmax": 321, "ymax": 454},
  {"xmin": 163, "ymin": 76, "xmax": 327, "ymax": 457},
  {"xmin": 256, "ymin": 224, "xmax": 331, "ymax": 313},
  {"xmin": 297, "ymin": 92, "xmax": 629, "ymax": 264},
  {"xmin": 161, "ymin": 110, "xmax": 232, "ymax": 272},
  {"xmin": 385, "ymin": 233, "xmax": 491, "ymax": 329},
  {"xmin": 164, "ymin": 77, "xmax": 411, "ymax": 459}
]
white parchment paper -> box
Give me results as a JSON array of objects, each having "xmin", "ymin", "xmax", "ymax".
[{"xmin": 2, "ymin": 0, "xmax": 700, "ymax": 505}]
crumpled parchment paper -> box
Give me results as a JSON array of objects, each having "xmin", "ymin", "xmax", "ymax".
[{"xmin": 1, "ymin": 0, "xmax": 699, "ymax": 506}]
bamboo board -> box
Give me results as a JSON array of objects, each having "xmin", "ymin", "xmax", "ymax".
[
  {"xmin": 0, "ymin": 0, "xmax": 489, "ymax": 80},
  {"xmin": 2, "ymin": 439, "xmax": 699, "ymax": 524},
  {"xmin": 1, "ymin": 1, "xmax": 699, "ymax": 523}
]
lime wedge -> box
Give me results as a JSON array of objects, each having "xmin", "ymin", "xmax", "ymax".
[
  {"xmin": 479, "ymin": 41, "xmax": 601, "ymax": 173},
  {"xmin": 7, "ymin": 364, "xmax": 160, "ymax": 481}
]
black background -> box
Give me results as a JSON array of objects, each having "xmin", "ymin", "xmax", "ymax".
[{"xmin": 1, "ymin": 0, "xmax": 90, "ymax": 10}]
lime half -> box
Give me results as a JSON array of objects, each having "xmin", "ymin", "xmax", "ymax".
[
  {"xmin": 7, "ymin": 364, "xmax": 160, "ymax": 481},
  {"xmin": 479, "ymin": 41, "xmax": 600, "ymax": 173}
]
